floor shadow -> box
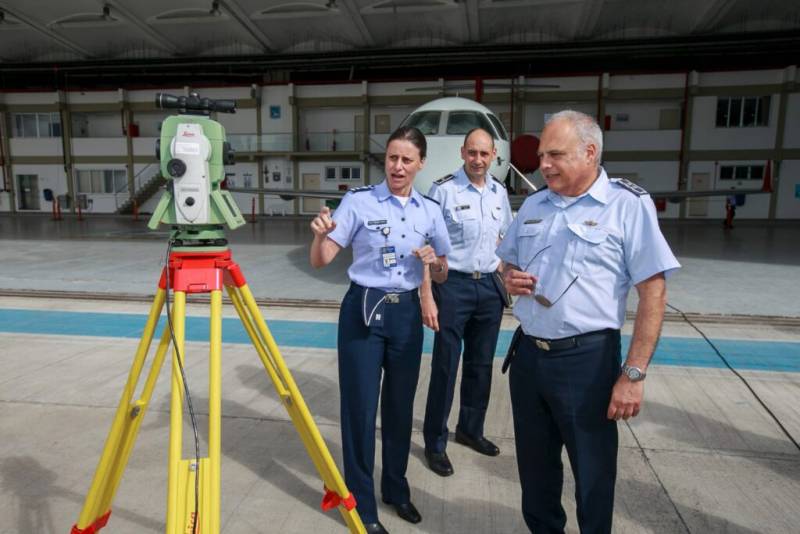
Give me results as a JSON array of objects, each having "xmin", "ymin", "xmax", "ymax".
[
  {"xmin": 0, "ymin": 456, "xmax": 163, "ymax": 533},
  {"xmin": 618, "ymin": 478, "xmax": 766, "ymax": 534},
  {"xmin": 641, "ymin": 400, "xmax": 800, "ymax": 480}
]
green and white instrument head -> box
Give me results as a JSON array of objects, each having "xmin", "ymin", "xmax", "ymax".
[{"xmin": 148, "ymin": 92, "xmax": 245, "ymax": 249}]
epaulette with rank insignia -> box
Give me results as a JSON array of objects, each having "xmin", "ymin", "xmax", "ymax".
[
  {"xmin": 434, "ymin": 174, "xmax": 455, "ymax": 185},
  {"xmin": 491, "ymin": 175, "xmax": 505, "ymax": 186},
  {"xmin": 348, "ymin": 185, "xmax": 374, "ymax": 194},
  {"xmin": 611, "ymin": 178, "xmax": 647, "ymax": 196},
  {"xmin": 422, "ymin": 194, "xmax": 440, "ymax": 205}
]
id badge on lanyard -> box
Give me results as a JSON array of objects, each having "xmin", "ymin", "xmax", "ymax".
[{"xmin": 379, "ymin": 226, "xmax": 397, "ymax": 268}]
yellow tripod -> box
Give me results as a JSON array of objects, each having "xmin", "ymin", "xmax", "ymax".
[{"xmin": 71, "ymin": 249, "xmax": 364, "ymax": 534}]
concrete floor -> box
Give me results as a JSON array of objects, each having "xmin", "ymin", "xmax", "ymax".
[
  {"xmin": 0, "ymin": 214, "xmax": 799, "ymax": 534},
  {"xmin": 0, "ymin": 213, "xmax": 799, "ymax": 317}
]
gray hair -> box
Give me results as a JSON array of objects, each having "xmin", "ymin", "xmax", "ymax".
[{"xmin": 546, "ymin": 110, "xmax": 603, "ymax": 165}]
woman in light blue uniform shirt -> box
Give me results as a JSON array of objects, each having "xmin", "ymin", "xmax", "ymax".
[{"xmin": 310, "ymin": 126, "xmax": 451, "ymax": 534}]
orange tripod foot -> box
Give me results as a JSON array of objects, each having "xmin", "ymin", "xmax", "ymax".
[{"xmin": 71, "ymin": 510, "xmax": 111, "ymax": 534}]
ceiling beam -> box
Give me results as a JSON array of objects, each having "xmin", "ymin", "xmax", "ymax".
[
  {"xmin": 219, "ymin": 0, "xmax": 276, "ymax": 52},
  {"xmin": 0, "ymin": 3, "xmax": 93, "ymax": 58},
  {"xmin": 464, "ymin": 0, "xmax": 480, "ymax": 43},
  {"xmin": 574, "ymin": 0, "xmax": 605, "ymax": 39},
  {"xmin": 691, "ymin": 0, "xmax": 737, "ymax": 34},
  {"xmin": 100, "ymin": 1, "xmax": 182, "ymax": 55},
  {"xmin": 339, "ymin": 0, "xmax": 376, "ymax": 47}
]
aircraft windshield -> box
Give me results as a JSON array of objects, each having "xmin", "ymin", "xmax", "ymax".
[
  {"xmin": 403, "ymin": 111, "xmax": 442, "ymax": 135},
  {"xmin": 487, "ymin": 113, "xmax": 509, "ymax": 141},
  {"xmin": 446, "ymin": 111, "xmax": 497, "ymax": 138}
]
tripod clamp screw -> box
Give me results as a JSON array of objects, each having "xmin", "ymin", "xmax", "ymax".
[{"xmin": 130, "ymin": 404, "xmax": 142, "ymax": 419}]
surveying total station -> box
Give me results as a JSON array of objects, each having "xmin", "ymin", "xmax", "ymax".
[{"xmin": 71, "ymin": 93, "xmax": 364, "ymax": 534}]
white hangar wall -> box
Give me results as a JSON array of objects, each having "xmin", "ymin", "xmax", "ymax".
[{"xmin": 1, "ymin": 68, "xmax": 798, "ymax": 219}]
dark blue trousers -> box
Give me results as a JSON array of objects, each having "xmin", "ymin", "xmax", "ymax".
[
  {"xmin": 337, "ymin": 283, "xmax": 423, "ymax": 524},
  {"xmin": 423, "ymin": 272, "xmax": 504, "ymax": 453},
  {"xmin": 509, "ymin": 330, "xmax": 621, "ymax": 534}
]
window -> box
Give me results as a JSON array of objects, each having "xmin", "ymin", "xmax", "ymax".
[
  {"xmin": 13, "ymin": 112, "xmax": 62, "ymax": 138},
  {"xmin": 715, "ymin": 96, "xmax": 770, "ymax": 127},
  {"xmin": 486, "ymin": 113, "xmax": 509, "ymax": 141},
  {"xmin": 324, "ymin": 166, "xmax": 361, "ymax": 181},
  {"xmin": 719, "ymin": 165, "xmax": 764, "ymax": 181},
  {"xmin": 76, "ymin": 169, "xmax": 127, "ymax": 193},
  {"xmin": 401, "ymin": 111, "xmax": 441, "ymax": 135},
  {"xmin": 446, "ymin": 111, "xmax": 495, "ymax": 137}
]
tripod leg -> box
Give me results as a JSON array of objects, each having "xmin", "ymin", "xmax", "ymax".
[
  {"xmin": 208, "ymin": 289, "xmax": 222, "ymax": 533},
  {"xmin": 166, "ymin": 290, "xmax": 186, "ymax": 534},
  {"xmin": 165, "ymin": 290, "xmax": 220, "ymax": 534},
  {"xmin": 73, "ymin": 289, "xmax": 172, "ymax": 534},
  {"xmin": 227, "ymin": 283, "xmax": 365, "ymax": 533}
]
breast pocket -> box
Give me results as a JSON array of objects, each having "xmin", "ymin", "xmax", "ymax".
[
  {"xmin": 517, "ymin": 224, "xmax": 545, "ymax": 270},
  {"xmin": 489, "ymin": 207, "xmax": 503, "ymax": 234},
  {"xmin": 455, "ymin": 207, "xmax": 479, "ymax": 243},
  {"xmin": 363, "ymin": 223, "xmax": 387, "ymax": 248},
  {"xmin": 566, "ymin": 223, "xmax": 611, "ymax": 274},
  {"xmin": 444, "ymin": 208, "xmax": 471, "ymax": 245}
]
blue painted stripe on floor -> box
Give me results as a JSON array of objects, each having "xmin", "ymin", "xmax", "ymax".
[{"xmin": 1, "ymin": 308, "xmax": 798, "ymax": 373}]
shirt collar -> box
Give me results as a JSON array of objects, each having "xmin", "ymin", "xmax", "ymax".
[
  {"xmin": 376, "ymin": 179, "xmax": 423, "ymax": 206},
  {"xmin": 455, "ymin": 166, "xmax": 494, "ymax": 194},
  {"xmin": 586, "ymin": 167, "xmax": 610, "ymax": 205},
  {"xmin": 545, "ymin": 167, "xmax": 609, "ymax": 206}
]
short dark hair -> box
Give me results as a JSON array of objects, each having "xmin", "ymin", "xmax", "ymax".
[
  {"xmin": 387, "ymin": 126, "xmax": 427, "ymax": 159},
  {"xmin": 463, "ymin": 127, "xmax": 495, "ymax": 149}
]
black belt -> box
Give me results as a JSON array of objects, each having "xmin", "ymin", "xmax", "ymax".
[
  {"xmin": 526, "ymin": 329, "xmax": 617, "ymax": 352},
  {"xmin": 450, "ymin": 270, "xmax": 492, "ymax": 280},
  {"xmin": 351, "ymin": 283, "xmax": 417, "ymax": 304}
]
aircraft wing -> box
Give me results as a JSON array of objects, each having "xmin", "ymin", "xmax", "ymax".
[
  {"xmin": 227, "ymin": 188, "xmax": 347, "ymax": 200},
  {"xmin": 507, "ymin": 188, "xmax": 770, "ymax": 210},
  {"xmin": 648, "ymin": 188, "xmax": 769, "ymax": 200},
  {"xmin": 231, "ymin": 187, "xmax": 769, "ymax": 211}
]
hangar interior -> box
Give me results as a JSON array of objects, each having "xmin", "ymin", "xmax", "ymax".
[
  {"xmin": 0, "ymin": 1, "xmax": 799, "ymax": 534},
  {"xmin": 0, "ymin": 0, "xmax": 799, "ymax": 219}
]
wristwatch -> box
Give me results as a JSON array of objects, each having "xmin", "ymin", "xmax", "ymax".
[{"xmin": 621, "ymin": 363, "xmax": 646, "ymax": 382}]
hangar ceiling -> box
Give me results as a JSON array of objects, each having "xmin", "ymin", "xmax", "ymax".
[{"xmin": 0, "ymin": 0, "xmax": 798, "ymax": 87}]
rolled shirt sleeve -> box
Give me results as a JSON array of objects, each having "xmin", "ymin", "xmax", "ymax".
[
  {"xmin": 327, "ymin": 193, "xmax": 359, "ymax": 249},
  {"xmin": 624, "ymin": 197, "xmax": 681, "ymax": 285}
]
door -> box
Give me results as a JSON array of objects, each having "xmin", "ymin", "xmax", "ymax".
[
  {"xmin": 689, "ymin": 173, "xmax": 710, "ymax": 217},
  {"xmin": 354, "ymin": 114, "xmax": 364, "ymax": 152},
  {"xmin": 302, "ymin": 173, "xmax": 321, "ymax": 214},
  {"xmin": 17, "ymin": 174, "xmax": 40, "ymax": 210}
]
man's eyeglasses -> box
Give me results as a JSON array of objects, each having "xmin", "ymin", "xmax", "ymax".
[
  {"xmin": 534, "ymin": 275, "xmax": 578, "ymax": 308},
  {"xmin": 522, "ymin": 244, "xmax": 579, "ymax": 308}
]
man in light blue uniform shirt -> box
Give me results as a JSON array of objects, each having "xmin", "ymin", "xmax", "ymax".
[
  {"xmin": 421, "ymin": 128, "xmax": 513, "ymax": 477},
  {"xmin": 497, "ymin": 110, "xmax": 680, "ymax": 533}
]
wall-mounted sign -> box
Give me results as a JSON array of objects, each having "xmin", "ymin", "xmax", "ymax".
[{"xmin": 269, "ymin": 106, "xmax": 281, "ymax": 119}]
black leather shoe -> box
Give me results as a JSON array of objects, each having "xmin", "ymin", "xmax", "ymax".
[
  {"xmin": 455, "ymin": 429, "xmax": 500, "ymax": 456},
  {"xmin": 424, "ymin": 449, "xmax": 454, "ymax": 477},
  {"xmin": 364, "ymin": 521, "xmax": 389, "ymax": 534},
  {"xmin": 382, "ymin": 499, "xmax": 422, "ymax": 524}
]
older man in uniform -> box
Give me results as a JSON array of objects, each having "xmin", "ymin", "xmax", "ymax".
[
  {"xmin": 497, "ymin": 110, "xmax": 680, "ymax": 533},
  {"xmin": 420, "ymin": 127, "xmax": 513, "ymax": 476}
]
